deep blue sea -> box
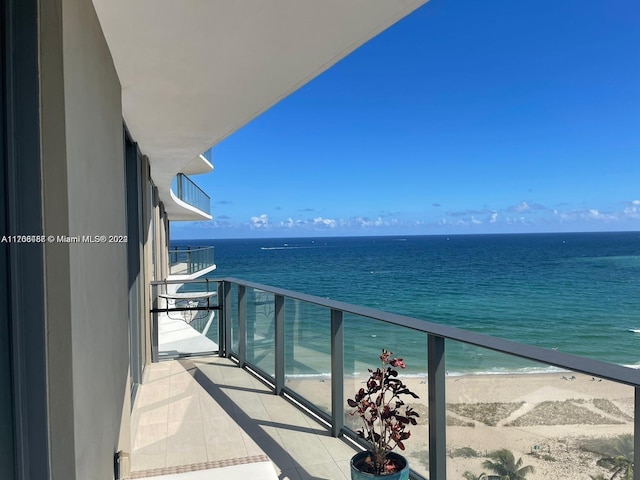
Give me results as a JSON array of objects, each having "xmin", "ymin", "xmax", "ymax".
[{"xmin": 173, "ymin": 232, "xmax": 640, "ymax": 374}]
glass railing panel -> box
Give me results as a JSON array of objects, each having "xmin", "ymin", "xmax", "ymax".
[
  {"xmin": 246, "ymin": 288, "xmax": 275, "ymax": 376},
  {"xmin": 168, "ymin": 246, "xmax": 215, "ymax": 275},
  {"xmin": 171, "ymin": 173, "xmax": 211, "ymax": 215},
  {"xmin": 444, "ymin": 339, "xmax": 635, "ymax": 480},
  {"xmin": 191, "ymin": 281, "xmax": 219, "ymax": 346},
  {"xmin": 153, "ymin": 279, "xmax": 219, "ymax": 359},
  {"xmin": 230, "ymin": 283, "xmax": 238, "ymax": 353},
  {"xmin": 284, "ymin": 298, "xmax": 332, "ymax": 415},
  {"xmin": 343, "ymin": 313, "xmax": 429, "ymax": 478}
]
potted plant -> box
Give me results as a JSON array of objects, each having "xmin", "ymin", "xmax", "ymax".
[{"xmin": 347, "ymin": 349, "xmax": 420, "ymax": 479}]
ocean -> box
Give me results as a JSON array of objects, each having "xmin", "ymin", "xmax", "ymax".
[{"xmin": 172, "ymin": 231, "xmax": 640, "ymax": 374}]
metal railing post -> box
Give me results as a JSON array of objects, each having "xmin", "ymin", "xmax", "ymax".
[
  {"xmin": 218, "ymin": 281, "xmax": 227, "ymax": 357},
  {"xmin": 331, "ymin": 309, "xmax": 344, "ymax": 437},
  {"xmin": 635, "ymin": 387, "xmax": 639, "ymax": 480},
  {"xmin": 238, "ymin": 285, "xmax": 246, "ymax": 367},
  {"xmin": 274, "ymin": 295, "xmax": 285, "ymax": 395},
  {"xmin": 428, "ymin": 334, "xmax": 446, "ymax": 480},
  {"xmin": 150, "ymin": 283, "xmax": 159, "ymax": 362}
]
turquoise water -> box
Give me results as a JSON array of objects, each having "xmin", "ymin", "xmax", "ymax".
[{"xmin": 173, "ymin": 232, "xmax": 640, "ymax": 372}]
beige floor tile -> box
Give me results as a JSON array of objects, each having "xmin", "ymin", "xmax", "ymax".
[
  {"xmin": 242, "ymin": 432, "xmax": 271, "ymax": 457},
  {"xmin": 195, "ymin": 365, "xmax": 227, "ymax": 384},
  {"xmin": 135, "ymin": 403, "xmax": 169, "ymax": 426},
  {"xmin": 130, "ymin": 452, "xmax": 167, "ymax": 472},
  {"xmin": 133, "ymin": 423, "xmax": 168, "ymax": 451},
  {"xmin": 166, "ymin": 419, "xmax": 205, "ymax": 441},
  {"xmin": 317, "ymin": 435, "xmax": 358, "ymax": 463},
  {"xmin": 336, "ymin": 459, "xmax": 354, "ymax": 479},
  {"xmin": 205, "ymin": 435, "xmax": 248, "ymax": 462},
  {"xmin": 169, "ymin": 380, "xmax": 199, "ymax": 397},
  {"xmin": 132, "ymin": 438, "xmax": 168, "ymax": 457},
  {"xmin": 165, "ymin": 445, "xmax": 208, "ymax": 467},
  {"xmin": 268, "ymin": 407, "xmax": 322, "ymax": 431},
  {"xmin": 167, "ymin": 394, "xmax": 201, "ymax": 422},
  {"xmin": 198, "ymin": 389, "xmax": 233, "ymax": 415},
  {"xmin": 230, "ymin": 397, "xmax": 271, "ymax": 418},
  {"xmin": 203, "ymin": 421, "xmax": 243, "ymax": 446},
  {"xmin": 232, "ymin": 416, "xmax": 269, "ymax": 438},
  {"xmin": 135, "ymin": 381, "xmax": 171, "ymax": 408},
  {"xmin": 201, "ymin": 413, "xmax": 240, "ymax": 434},
  {"xmin": 297, "ymin": 462, "xmax": 350, "ymax": 480},
  {"xmin": 259, "ymin": 440, "xmax": 296, "ymax": 472},
  {"xmin": 131, "ymin": 357, "xmax": 362, "ymax": 479},
  {"xmin": 278, "ymin": 431, "xmax": 332, "ymax": 467},
  {"xmin": 144, "ymin": 362, "xmax": 171, "ymax": 377}
]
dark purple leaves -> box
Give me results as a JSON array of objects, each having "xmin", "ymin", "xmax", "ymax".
[{"xmin": 346, "ymin": 348, "xmax": 420, "ymax": 475}]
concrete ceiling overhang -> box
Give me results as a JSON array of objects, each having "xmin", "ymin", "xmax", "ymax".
[{"xmin": 92, "ymin": 0, "xmax": 429, "ymax": 215}]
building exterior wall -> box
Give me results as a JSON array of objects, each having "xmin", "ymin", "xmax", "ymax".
[
  {"xmin": 142, "ymin": 158, "xmax": 154, "ymax": 366},
  {"xmin": 40, "ymin": 0, "xmax": 131, "ymax": 477}
]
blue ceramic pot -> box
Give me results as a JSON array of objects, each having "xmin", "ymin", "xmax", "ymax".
[{"xmin": 350, "ymin": 451, "xmax": 410, "ymax": 480}]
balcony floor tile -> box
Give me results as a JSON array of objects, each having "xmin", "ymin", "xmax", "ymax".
[{"xmin": 130, "ymin": 356, "xmax": 359, "ymax": 479}]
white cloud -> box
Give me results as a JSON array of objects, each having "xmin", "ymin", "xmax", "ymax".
[
  {"xmin": 206, "ymin": 199, "xmax": 635, "ymax": 237},
  {"xmin": 313, "ymin": 217, "xmax": 337, "ymax": 228},
  {"xmin": 353, "ymin": 216, "xmax": 391, "ymax": 227},
  {"xmin": 280, "ymin": 217, "xmax": 295, "ymax": 228},
  {"xmin": 249, "ymin": 214, "xmax": 270, "ymax": 229},
  {"xmin": 506, "ymin": 202, "xmax": 547, "ymax": 214},
  {"xmin": 553, "ymin": 208, "xmax": 617, "ymax": 222},
  {"xmin": 623, "ymin": 200, "xmax": 640, "ymax": 219}
]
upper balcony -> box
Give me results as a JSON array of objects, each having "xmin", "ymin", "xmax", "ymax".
[
  {"xmin": 156, "ymin": 150, "xmax": 214, "ymax": 221},
  {"xmin": 169, "ymin": 173, "xmax": 211, "ymax": 219}
]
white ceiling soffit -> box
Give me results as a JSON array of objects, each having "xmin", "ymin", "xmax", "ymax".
[{"xmin": 92, "ymin": 0, "xmax": 429, "ymax": 178}]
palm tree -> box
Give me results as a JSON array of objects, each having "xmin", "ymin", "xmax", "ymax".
[
  {"xmin": 482, "ymin": 449, "xmax": 534, "ymax": 480},
  {"xmin": 463, "ymin": 472, "xmax": 485, "ymax": 480},
  {"xmin": 595, "ymin": 434, "xmax": 634, "ymax": 480}
]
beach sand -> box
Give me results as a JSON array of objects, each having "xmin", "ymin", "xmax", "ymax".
[{"xmin": 335, "ymin": 371, "xmax": 635, "ymax": 479}]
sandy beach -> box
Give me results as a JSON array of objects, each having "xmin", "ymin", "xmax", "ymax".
[{"xmin": 338, "ymin": 371, "xmax": 635, "ymax": 479}]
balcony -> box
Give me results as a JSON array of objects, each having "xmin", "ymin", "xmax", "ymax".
[
  {"xmin": 169, "ymin": 246, "xmax": 216, "ymax": 278},
  {"xmin": 168, "ymin": 173, "xmax": 211, "ymax": 220},
  {"xmin": 146, "ymin": 278, "xmax": 640, "ymax": 480}
]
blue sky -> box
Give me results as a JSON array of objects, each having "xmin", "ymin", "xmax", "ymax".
[{"xmin": 172, "ymin": 0, "xmax": 639, "ymax": 239}]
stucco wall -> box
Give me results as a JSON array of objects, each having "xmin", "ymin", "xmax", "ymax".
[
  {"xmin": 41, "ymin": 0, "xmax": 130, "ymax": 478},
  {"xmin": 64, "ymin": 1, "xmax": 130, "ymax": 478}
]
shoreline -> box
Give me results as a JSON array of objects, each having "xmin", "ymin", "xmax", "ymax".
[
  {"xmin": 283, "ymin": 363, "xmax": 640, "ymax": 380},
  {"xmin": 320, "ymin": 371, "xmax": 634, "ymax": 479}
]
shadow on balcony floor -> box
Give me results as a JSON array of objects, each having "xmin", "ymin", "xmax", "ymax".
[{"xmin": 129, "ymin": 356, "xmax": 358, "ymax": 479}]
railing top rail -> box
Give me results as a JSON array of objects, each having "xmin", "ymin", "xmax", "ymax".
[
  {"xmin": 150, "ymin": 276, "xmax": 640, "ymax": 387},
  {"xmin": 168, "ymin": 246, "xmax": 215, "ymax": 253}
]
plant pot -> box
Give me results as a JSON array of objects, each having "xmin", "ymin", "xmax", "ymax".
[{"xmin": 350, "ymin": 451, "xmax": 410, "ymax": 480}]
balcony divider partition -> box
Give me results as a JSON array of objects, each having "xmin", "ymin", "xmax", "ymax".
[{"xmin": 151, "ymin": 277, "xmax": 640, "ymax": 480}]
